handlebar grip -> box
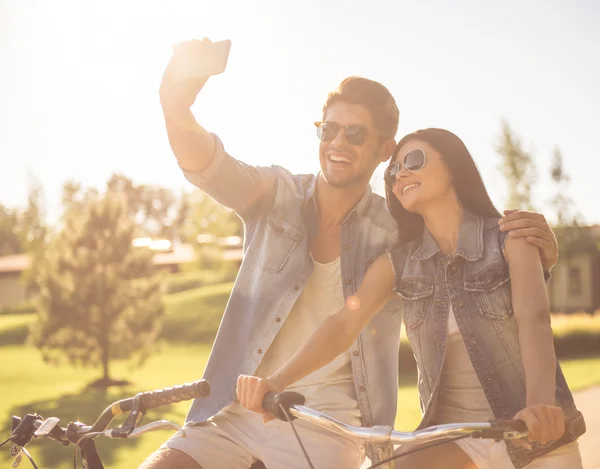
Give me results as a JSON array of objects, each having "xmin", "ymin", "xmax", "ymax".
[
  {"xmin": 262, "ymin": 391, "xmax": 306, "ymax": 421},
  {"xmin": 141, "ymin": 379, "xmax": 210, "ymax": 410},
  {"xmin": 490, "ymin": 418, "xmax": 528, "ymax": 433}
]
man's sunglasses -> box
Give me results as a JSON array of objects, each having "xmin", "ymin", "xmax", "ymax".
[
  {"xmin": 384, "ymin": 149, "xmax": 427, "ymax": 187},
  {"xmin": 314, "ymin": 121, "xmax": 389, "ymax": 146}
]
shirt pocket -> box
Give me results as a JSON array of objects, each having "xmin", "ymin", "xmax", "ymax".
[
  {"xmin": 259, "ymin": 212, "xmax": 304, "ymax": 273},
  {"xmin": 464, "ymin": 263, "xmax": 513, "ymax": 320},
  {"xmin": 395, "ymin": 278, "xmax": 434, "ymax": 330}
]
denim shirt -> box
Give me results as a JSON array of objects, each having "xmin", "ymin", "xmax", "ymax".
[
  {"xmin": 387, "ymin": 210, "xmax": 585, "ymax": 468},
  {"xmin": 181, "ymin": 135, "xmax": 403, "ymax": 460}
]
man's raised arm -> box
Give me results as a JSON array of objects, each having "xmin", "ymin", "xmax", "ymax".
[{"xmin": 159, "ymin": 39, "xmax": 276, "ymax": 218}]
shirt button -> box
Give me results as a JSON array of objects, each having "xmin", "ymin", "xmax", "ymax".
[
  {"xmin": 353, "ymin": 350, "xmax": 359, "ymax": 357},
  {"xmin": 345, "ymin": 279, "xmax": 351, "ymax": 285},
  {"xmin": 275, "ymin": 317, "xmax": 281, "ymax": 323},
  {"xmin": 257, "ymin": 349, "xmax": 262, "ymax": 354}
]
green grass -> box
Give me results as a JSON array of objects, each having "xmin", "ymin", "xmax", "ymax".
[
  {"xmin": 559, "ymin": 356, "xmax": 600, "ymax": 391},
  {"xmin": 162, "ymin": 269, "xmax": 233, "ymax": 295},
  {"xmin": 160, "ymin": 282, "xmax": 234, "ymax": 342},
  {"xmin": 1, "ymin": 342, "xmax": 599, "ymax": 468},
  {"xmin": 0, "ymin": 291, "xmax": 599, "ymax": 468},
  {"xmin": 0, "ymin": 342, "xmax": 212, "ymax": 469}
]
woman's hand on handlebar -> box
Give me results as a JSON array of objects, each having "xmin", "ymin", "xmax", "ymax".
[
  {"xmin": 236, "ymin": 375, "xmax": 282, "ymax": 422},
  {"xmin": 512, "ymin": 404, "xmax": 565, "ymax": 449}
]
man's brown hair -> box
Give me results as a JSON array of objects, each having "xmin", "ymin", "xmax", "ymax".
[{"xmin": 323, "ymin": 76, "xmax": 399, "ymax": 139}]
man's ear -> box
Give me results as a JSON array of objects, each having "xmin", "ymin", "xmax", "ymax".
[{"xmin": 379, "ymin": 138, "xmax": 397, "ymax": 163}]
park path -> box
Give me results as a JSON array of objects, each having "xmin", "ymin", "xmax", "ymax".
[{"xmin": 575, "ymin": 385, "xmax": 600, "ymax": 469}]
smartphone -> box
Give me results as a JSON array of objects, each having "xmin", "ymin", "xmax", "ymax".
[{"xmin": 171, "ymin": 39, "xmax": 231, "ymax": 83}]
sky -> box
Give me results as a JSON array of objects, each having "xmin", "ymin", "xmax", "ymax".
[{"xmin": 1, "ymin": 0, "xmax": 599, "ymax": 225}]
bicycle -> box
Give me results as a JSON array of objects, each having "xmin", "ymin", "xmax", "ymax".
[{"xmin": 3, "ymin": 381, "xmax": 528, "ymax": 469}]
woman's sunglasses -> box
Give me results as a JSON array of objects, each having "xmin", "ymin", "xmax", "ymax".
[
  {"xmin": 314, "ymin": 121, "xmax": 389, "ymax": 146},
  {"xmin": 384, "ymin": 149, "xmax": 427, "ymax": 187}
]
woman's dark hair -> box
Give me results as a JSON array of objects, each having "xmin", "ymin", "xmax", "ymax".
[{"xmin": 385, "ymin": 128, "xmax": 501, "ymax": 243}]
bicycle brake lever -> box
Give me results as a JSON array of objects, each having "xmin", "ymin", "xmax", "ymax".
[{"xmin": 105, "ymin": 420, "xmax": 185, "ymax": 439}]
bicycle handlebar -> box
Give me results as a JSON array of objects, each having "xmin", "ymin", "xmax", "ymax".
[
  {"xmin": 262, "ymin": 391, "xmax": 529, "ymax": 447},
  {"xmin": 7, "ymin": 379, "xmax": 211, "ymax": 469},
  {"xmin": 7, "ymin": 384, "xmax": 528, "ymax": 469},
  {"xmin": 110, "ymin": 379, "xmax": 210, "ymax": 415}
]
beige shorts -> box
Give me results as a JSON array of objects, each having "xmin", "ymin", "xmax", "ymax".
[
  {"xmin": 163, "ymin": 402, "xmax": 365, "ymax": 469},
  {"xmin": 455, "ymin": 438, "xmax": 582, "ymax": 469}
]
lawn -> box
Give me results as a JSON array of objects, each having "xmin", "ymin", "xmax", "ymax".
[
  {"xmin": 1, "ymin": 340, "xmax": 599, "ymax": 469},
  {"xmin": 0, "ymin": 342, "xmax": 212, "ymax": 469},
  {"xmin": 1, "ymin": 288, "xmax": 599, "ymax": 469}
]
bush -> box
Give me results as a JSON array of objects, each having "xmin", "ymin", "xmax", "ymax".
[
  {"xmin": 0, "ymin": 300, "xmax": 37, "ymax": 316},
  {"xmin": 552, "ymin": 312, "xmax": 600, "ymax": 358},
  {"xmin": 397, "ymin": 312, "xmax": 600, "ymax": 385},
  {"xmin": 0, "ymin": 314, "xmax": 34, "ymax": 346}
]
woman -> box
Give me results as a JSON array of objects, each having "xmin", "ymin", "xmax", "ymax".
[{"xmin": 237, "ymin": 129, "xmax": 585, "ymax": 468}]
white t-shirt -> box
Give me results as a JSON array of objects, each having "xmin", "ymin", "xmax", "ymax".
[
  {"xmin": 437, "ymin": 304, "xmax": 495, "ymax": 423},
  {"xmin": 255, "ymin": 256, "xmax": 361, "ymax": 425}
]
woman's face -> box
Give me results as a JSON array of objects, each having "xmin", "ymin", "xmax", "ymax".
[{"xmin": 390, "ymin": 139, "xmax": 455, "ymax": 213}]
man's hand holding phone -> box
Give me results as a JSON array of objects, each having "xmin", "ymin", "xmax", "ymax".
[{"xmin": 160, "ymin": 38, "xmax": 231, "ymax": 115}]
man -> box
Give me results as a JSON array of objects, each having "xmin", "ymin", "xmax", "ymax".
[{"xmin": 141, "ymin": 39, "xmax": 558, "ymax": 469}]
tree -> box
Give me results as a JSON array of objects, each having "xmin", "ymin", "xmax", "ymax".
[
  {"xmin": 182, "ymin": 192, "xmax": 243, "ymax": 270},
  {"xmin": 106, "ymin": 173, "xmax": 189, "ymax": 240},
  {"xmin": 548, "ymin": 147, "xmax": 597, "ymax": 258},
  {"xmin": 496, "ymin": 121, "xmax": 537, "ymax": 210},
  {"xmin": 19, "ymin": 181, "xmax": 49, "ymax": 290},
  {"xmin": 29, "ymin": 186, "xmax": 164, "ymax": 386},
  {"xmin": 0, "ymin": 179, "xmax": 48, "ymax": 261},
  {"xmin": 0, "ymin": 204, "xmax": 22, "ymax": 255}
]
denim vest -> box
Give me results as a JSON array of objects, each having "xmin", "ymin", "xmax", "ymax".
[
  {"xmin": 386, "ymin": 210, "xmax": 585, "ymax": 468},
  {"xmin": 180, "ymin": 135, "xmax": 403, "ymax": 462}
]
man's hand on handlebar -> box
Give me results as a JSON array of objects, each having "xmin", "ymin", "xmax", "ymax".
[{"xmin": 236, "ymin": 375, "xmax": 282, "ymax": 422}]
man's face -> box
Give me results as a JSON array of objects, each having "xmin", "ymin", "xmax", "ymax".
[{"xmin": 318, "ymin": 101, "xmax": 389, "ymax": 189}]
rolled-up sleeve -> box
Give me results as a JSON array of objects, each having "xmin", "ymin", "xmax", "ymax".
[{"xmin": 181, "ymin": 134, "xmax": 278, "ymax": 220}]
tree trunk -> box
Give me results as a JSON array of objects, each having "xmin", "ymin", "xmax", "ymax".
[
  {"xmin": 101, "ymin": 338, "xmax": 110, "ymax": 382},
  {"xmin": 103, "ymin": 355, "xmax": 109, "ymax": 382}
]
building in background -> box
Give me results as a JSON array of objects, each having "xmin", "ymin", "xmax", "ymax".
[{"xmin": 0, "ymin": 239, "xmax": 243, "ymax": 309}]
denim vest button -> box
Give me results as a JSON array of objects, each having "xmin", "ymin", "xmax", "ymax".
[
  {"xmin": 345, "ymin": 278, "xmax": 351, "ymax": 285},
  {"xmin": 294, "ymin": 285, "xmax": 299, "ymax": 290},
  {"xmin": 353, "ymin": 350, "xmax": 359, "ymax": 357},
  {"xmin": 275, "ymin": 317, "xmax": 281, "ymax": 323},
  {"xmin": 257, "ymin": 349, "xmax": 262, "ymax": 354}
]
